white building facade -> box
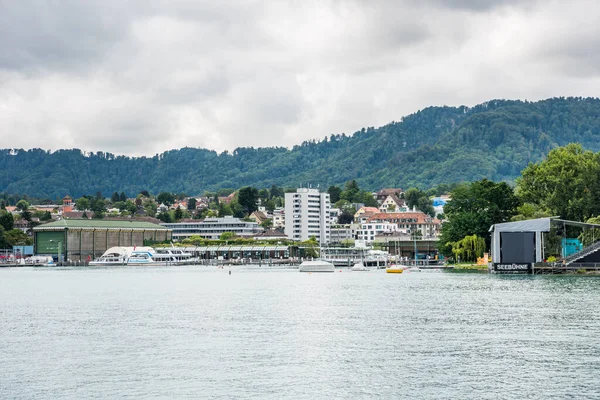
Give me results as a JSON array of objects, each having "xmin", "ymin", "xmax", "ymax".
[
  {"xmin": 161, "ymin": 216, "xmax": 262, "ymax": 241},
  {"xmin": 285, "ymin": 188, "xmax": 331, "ymax": 244},
  {"xmin": 356, "ymin": 222, "xmax": 402, "ymax": 244}
]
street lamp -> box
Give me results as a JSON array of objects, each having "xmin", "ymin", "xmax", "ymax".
[{"xmin": 49, "ymin": 239, "xmax": 63, "ymax": 264}]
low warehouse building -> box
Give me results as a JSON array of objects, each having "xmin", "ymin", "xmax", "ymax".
[{"xmin": 33, "ymin": 220, "xmax": 172, "ymax": 261}]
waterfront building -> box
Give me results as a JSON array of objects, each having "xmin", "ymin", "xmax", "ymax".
[
  {"xmin": 284, "ymin": 188, "xmax": 331, "ymax": 244},
  {"xmin": 356, "ymin": 221, "xmax": 402, "ymax": 244},
  {"xmin": 160, "ymin": 216, "xmax": 263, "ymax": 241},
  {"xmin": 272, "ymin": 208, "xmax": 285, "ymax": 229},
  {"xmin": 366, "ymin": 212, "xmax": 441, "ymax": 238},
  {"xmin": 330, "ymin": 225, "xmax": 354, "ymax": 244},
  {"xmin": 33, "ymin": 219, "xmax": 171, "ymax": 262}
]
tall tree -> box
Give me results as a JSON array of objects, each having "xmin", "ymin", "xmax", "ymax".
[
  {"xmin": 328, "ymin": 185, "xmax": 342, "ymax": 204},
  {"xmin": 174, "ymin": 207, "xmax": 183, "ymax": 221},
  {"xmin": 270, "ymin": 184, "xmax": 283, "ymax": 199},
  {"xmin": 517, "ymin": 143, "xmax": 600, "ymax": 222},
  {"xmin": 75, "ymin": 197, "xmax": 90, "ymax": 211},
  {"xmin": 17, "ymin": 200, "xmax": 31, "ymax": 222},
  {"xmin": 341, "ymin": 180, "xmax": 360, "ymax": 203},
  {"xmin": 238, "ymin": 187, "xmax": 259, "ymax": 214},
  {"xmin": 439, "ymin": 179, "xmax": 520, "ymax": 256},
  {"xmin": 119, "ymin": 192, "xmax": 127, "ymax": 202},
  {"xmin": 157, "ymin": 192, "xmax": 175, "ymax": 206},
  {"xmin": 111, "ymin": 192, "xmax": 120, "ymax": 203},
  {"xmin": 0, "ymin": 210, "xmax": 14, "ymax": 231},
  {"xmin": 187, "ymin": 198, "xmax": 197, "ymax": 210}
]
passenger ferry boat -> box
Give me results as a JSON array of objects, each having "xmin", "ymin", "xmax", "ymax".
[
  {"xmin": 126, "ymin": 247, "xmax": 196, "ymax": 266},
  {"xmin": 89, "ymin": 247, "xmax": 132, "ymax": 266},
  {"xmin": 319, "ymin": 247, "xmax": 391, "ymax": 268},
  {"xmin": 152, "ymin": 247, "xmax": 196, "ymax": 264},
  {"xmin": 126, "ymin": 249, "xmax": 158, "ymax": 265}
]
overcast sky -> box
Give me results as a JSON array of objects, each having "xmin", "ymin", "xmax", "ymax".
[{"xmin": 1, "ymin": 0, "xmax": 599, "ymax": 156}]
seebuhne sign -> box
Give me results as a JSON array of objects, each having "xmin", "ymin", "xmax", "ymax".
[{"xmin": 493, "ymin": 263, "xmax": 532, "ymax": 273}]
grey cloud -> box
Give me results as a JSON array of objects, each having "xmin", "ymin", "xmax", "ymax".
[
  {"xmin": 0, "ymin": 2, "xmax": 131, "ymax": 71},
  {"xmin": 414, "ymin": 0, "xmax": 539, "ymax": 11},
  {"xmin": 0, "ymin": 0, "xmax": 599, "ymax": 157}
]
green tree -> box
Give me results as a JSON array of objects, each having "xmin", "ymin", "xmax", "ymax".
[
  {"xmin": 335, "ymin": 200, "xmax": 356, "ymax": 224},
  {"xmin": 218, "ymin": 202, "xmax": 233, "ymax": 217},
  {"xmin": 405, "ymin": 188, "xmax": 434, "ymax": 215},
  {"xmin": 142, "ymin": 198, "xmax": 157, "ymax": 216},
  {"xmin": 450, "ymin": 234, "xmax": 486, "ymax": 263},
  {"xmin": 16, "ymin": 199, "xmax": 29, "ymax": 212},
  {"xmin": 157, "ymin": 211, "xmax": 173, "ymax": 223},
  {"xmin": 270, "ymin": 185, "xmax": 284, "ymax": 199},
  {"xmin": 157, "ymin": 192, "xmax": 175, "ymax": 206},
  {"xmin": 0, "ymin": 210, "xmax": 14, "ymax": 231},
  {"xmin": 341, "ymin": 180, "xmax": 360, "ymax": 203},
  {"xmin": 119, "ymin": 192, "xmax": 127, "ymax": 202},
  {"xmin": 260, "ymin": 219, "xmax": 273, "ymax": 229},
  {"xmin": 220, "ymin": 231, "xmax": 235, "ymax": 241},
  {"xmin": 76, "ymin": 197, "xmax": 90, "ymax": 211},
  {"xmin": 5, "ymin": 229, "xmax": 33, "ymax": 246},
  {"xmin": 361, "ymin": 191, "xmax": 379, "ymax": 207},
  {"xmin": 238, "ymin": 187, "xmax": 259, "ymax": 214},
  {"xmin": 187, "ymin": 198, "xmax": 197, "ymax": 210},
  {"xmin": 111, "ymin": 192, "xmax": 120, "ymax": 203},
  {"xmin": 17, "ymin": 200, "xmax": 32, "ymax": 222},
  {"xmin": 328, "ymin": 185, "xmax": 342, "ymax": 203},
  {"xmin": 439, "ymin": 179, "xmax": 520, "ymax": 256},
  {"xmin": 174, "ymin": 207, "xmax": 183, "ymax": 221},
  {"xmin": 517, "ymin": 143, "xmax": 600, "ymax": 221}
]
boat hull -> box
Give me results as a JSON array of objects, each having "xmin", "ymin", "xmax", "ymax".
[
  {"xmin": 299, "ymin": 260, "xmax": 335, "ymax": 272},
  {"xmin": 386, "ymin": 268, "xmax": 404, "ymax": 273}
]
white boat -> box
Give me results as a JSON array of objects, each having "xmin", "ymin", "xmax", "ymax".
[
  {"xmin": 299, "ymin": 260, "xmax": 335, "ymax": 272},
  {"xmin": 351, "ymin": 262, "xmax": 368, "ymax": 271},
  {"xmin": 320, "ymin": 246, "xmax": 390, "ymax": 268},
  {"xmin": 89, "ymin": 247, "xmax": 131, "ymax": 266},
  {"xmin": 152, "ymin": 247, "xmax": 195, "ymax": 264},
  {"xmin": 24, "ymin": 255, "xmax": 55, "ymax": 266},
  {"xmin": 126, "ymin": 249, "xmax": 157, "ymax": 265}
]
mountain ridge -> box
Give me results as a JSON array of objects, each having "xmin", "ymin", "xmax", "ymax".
[{"xmin": 2, "ymin": 97, "xmax": 600, "ymax": 198}]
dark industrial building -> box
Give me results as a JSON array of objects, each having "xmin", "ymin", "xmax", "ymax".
[{"xmin": 33, "ymin": 220, "xmax": 172, "ymax": 261}]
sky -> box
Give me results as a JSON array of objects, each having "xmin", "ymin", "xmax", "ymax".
[{"xmin": 1, "ymin": 0, "xmax": 599, "ymax": 157}]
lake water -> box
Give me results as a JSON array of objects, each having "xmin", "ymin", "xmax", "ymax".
[{"xmin": 1, "ymin": 266, "xmax": 600, "ymax": 399}]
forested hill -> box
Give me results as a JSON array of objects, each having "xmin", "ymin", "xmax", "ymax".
[{"xmin": 2, "ymin": 97, "xmax": 600, "ymax": 199}]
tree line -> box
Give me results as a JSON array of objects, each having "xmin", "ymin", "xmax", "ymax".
[
  {"xmin": 3, "ymin": 97, "xmax": 600, "ymax": 198},
  {"xmin": 439, "ymin": 143, "xmax": 600, "ymax": 262}
]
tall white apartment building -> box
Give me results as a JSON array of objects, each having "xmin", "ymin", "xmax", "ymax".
[{"xmin": 285, "ymin": 188, "xmax": 331, "ymax": 244}]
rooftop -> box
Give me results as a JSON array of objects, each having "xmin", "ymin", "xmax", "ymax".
[{"xmin": 33, "ymin": 219, "xmax": 169, "ymax": 230}]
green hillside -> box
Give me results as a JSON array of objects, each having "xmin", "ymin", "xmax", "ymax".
[{"xmin": 2, "ymin": 97, "xmax": 600, "ymax": 198}]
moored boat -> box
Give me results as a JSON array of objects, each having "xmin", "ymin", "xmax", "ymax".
[
  {"xmin": 386, "ymin": 264, "xmax": 406, "ymax": 273},
  {"xmin": 89, "ymin": 247, "xmax": 131, "ymax": 266},
  {"xmin": 152, "ymin": 247, "xmax": 196, "ymax": 264},
  {"xmin": 126, "ymin": 249, "xmax": 158, "ymax": 265},
  {"xmin": 299, "ymin": 260, "xmax": 335, "ymax": 272},
  {"xmin": 351, "ymin": 262, "xmax": 368, "ymax": 271}
]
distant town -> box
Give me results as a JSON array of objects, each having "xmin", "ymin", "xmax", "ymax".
[{"xmin": 0, "ymin": 182, "xmax": 448, "ymax": 263}]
